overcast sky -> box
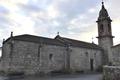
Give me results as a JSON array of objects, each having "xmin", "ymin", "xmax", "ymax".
[{"xmin": 0, "ymin": 0, "xmax": 120, "ymax": 47}]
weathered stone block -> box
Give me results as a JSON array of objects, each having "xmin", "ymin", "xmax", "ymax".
[{"xmin": 103, "ymin": 66, "xmax": 120, "ymax": 80}]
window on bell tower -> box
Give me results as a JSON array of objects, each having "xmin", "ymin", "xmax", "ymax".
[
  {"xmin": 100, "ymin": 24, "xmax": 104, "ymax": 32},
  {"xmin": 108, "ymin": 24, "xmax": 111, "ymax": 32},
  {"xmin": 49, "ymin": 54, "xmax": 53, "ymax": 60}
]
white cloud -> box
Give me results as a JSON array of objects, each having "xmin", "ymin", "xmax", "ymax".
[
  {"xmin": 112, "ymin": 19, "xmax": 120, "ymax": 45},
  {"xmin": 88, "ymin": 8, "xmax": 96, "ymax": 13},
  {"xmin": 0, "ymin": 0, "xmax": 120, "ymax": 47},
  {"xmin": 47, "ymin": 5, "xmax": 60, "ymax": 19}
]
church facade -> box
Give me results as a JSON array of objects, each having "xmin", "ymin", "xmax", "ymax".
[{"xmin": 0, "ymin": 2, "xmax": 120, "ymax": 75}]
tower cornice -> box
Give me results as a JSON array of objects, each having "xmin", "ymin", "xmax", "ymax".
[
  {"xmin": 96, "ymin": 17, "xmax": 112, "ymax": 23},
  {"xmin": 97, "ymin": 35, "xmax": 114, "ymax": 39}
]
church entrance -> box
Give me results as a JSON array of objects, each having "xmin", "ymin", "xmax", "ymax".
[{"xmin": 90, "ymin": 59, "xmax": 94, "ymax": 71}]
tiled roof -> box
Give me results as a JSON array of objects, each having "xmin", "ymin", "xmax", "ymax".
[
  {"xmin": 5, "ymin": 34, "xmax": 64, "ymax": 46},
  {"xmin": 112, "ymin": 44, "xmax": 120, "ymax": 48},
  {"xmin": 4, "ymin": 34, "xmax": 102, "ymax": 50},
  {"xmin": 55, "ymin": 35, "xmax": 102, "ymax": 50}
]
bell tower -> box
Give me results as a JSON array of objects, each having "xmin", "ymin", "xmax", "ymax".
[{"xmin": 97, "ymin": 2, "xmax": 114, "ymax": 64}]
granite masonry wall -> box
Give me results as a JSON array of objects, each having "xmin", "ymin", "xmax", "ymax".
[
  {"xmin": 112, "ymin": 45, "xmax": 120, "ymax": 66},
  {"xmin": 1, "ymin": 40, "xmax": 66, "ymax": 75},
  {"xmin": 103, "ymin": 66, "xmax": 120, "ymax": 80},
  {"xmin": 70, "ymin": 47, "xmax": 102, "ymax": 72},
  {"xmin": 0, "ymin": 39, "xmax": 103, "ymax": 75}
]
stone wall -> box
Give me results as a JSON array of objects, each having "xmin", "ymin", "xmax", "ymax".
[
  {"xmin": 0, "ymin": 40, "xmax": 12, "ymax": 72},
  {"xmin": 112, "ymin": 45, "xmax": 120, "ymax": 65},
  {"xmin": 1, "ymin": 39, "xmax": 103, "ymax": 75},
  {"xmin": 1, "ymin": 40, "xmax": 66, "ymax": 75},
  {"xmin": 98, "ymin": 37, "xmax": 113, "ymax": 64},
  {"xmin": 70, "ymin": 46, "xmax": 102, "ymax": 72},
  {"xmin": 103, "ymin": 66, "xmax": 120, "ymax": 80}
]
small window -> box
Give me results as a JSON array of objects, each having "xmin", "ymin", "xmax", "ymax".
[
  {"xmin": 85, "ymin": 52, "xmax": 88, "ymax": 57},
  {"xmin": 100, "ymin": 24, "xmax": 104, "ymax": 32},
  {"xmin": 49, "ymin": 54, "xmax": 53, "ymax": 60},
  {"xmin": 94, "ymin": 53, "xmax": 96, "ymax": 57},
  {"xmin": 108, "ymin": 24, "xmax": 111, "ymax": 32}
]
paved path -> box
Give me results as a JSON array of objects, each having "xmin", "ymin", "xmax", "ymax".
[
  {"xmin": 45, "ymin": 73, "xmax": 102, "ymax": 80},
  {"xmin": 0, "ymin": 73, "xmax": 102, "ymax": 80}
]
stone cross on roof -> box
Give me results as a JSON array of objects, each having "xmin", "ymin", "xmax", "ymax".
[{"xmin": 57, "ymin": 32, "xmax": 60, "ymax": 35}]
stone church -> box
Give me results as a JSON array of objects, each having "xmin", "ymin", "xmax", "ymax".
[{"xmin": 0, "ymin": 2, "xmax": 120, "ymax": 75}]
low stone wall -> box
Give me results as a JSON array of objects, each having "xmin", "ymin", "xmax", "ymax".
[{"xmin": 103, "ymin": 66, "xmax": 120, "ymax": 80}]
